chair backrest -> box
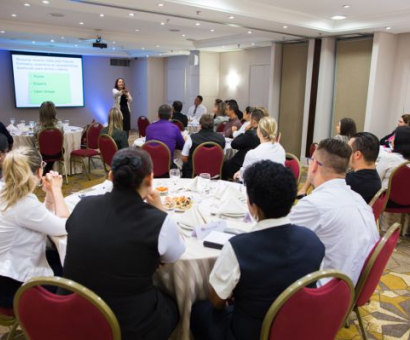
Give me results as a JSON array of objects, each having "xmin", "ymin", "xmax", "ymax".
[
  {"xmin": 81, "ymin": 119, "xmax": 96, "ymax": 148},
  {"xmin": 284, "ymin": 153, "xmax": 301, "ymax": 183},
  {"xmin": 385, "ymin": 161, "xmax": 410, "ymax": 206},
  {"xmin": 87, "ymin": 123, "xmax": 103, "ymax": 150},
  {"xmin": 171, "ymin": 119, "xmax": 184, "ymax": 132},
  {"xmin": 260, "ymin": 270, "xmax": 354, "ymax": 340},
  {"xmin": 369, "ymin": 188, "xmax": 388, "ymax": 222},
  {"xmin": 137, "ymin": 116, "xmax": 150, "ymax": 137},
  {"xmin": 216, "ymin": 121, "xmax": 227, "ymax": 133},
  {"xmin": 98, "ymin": 134, "xmax": 118, "ymax": 168},
  {"xmin": 14, "ymin": 276, "xmax": 121, "ymax": 340},
  {"xmin": 38, "ymin": 128, "xmax": 64, "ymax": 158},
  {"xmin": 192, "ymin": 142, "xmax": 224, "ymax": 178},
  {"xmin": 309, "ymin": 142, "xmax": 318, "ymax": 158},
  {"xmin": 142, "ymin": 140, "xmax": 171, "ymax": 177},
  {"xmin": 354, "ymin": 222, "xmax": 401, "ymax": 307}
]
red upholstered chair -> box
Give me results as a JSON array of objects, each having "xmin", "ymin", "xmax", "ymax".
[
  {"xmin": 142, "ymin": 140, "xmax": 171, "ymax": 178},
  {"xmin": 368, "ymin": 188, "xmax": 389, "ymax": 233},
  {"xmin": 38, "ymin": 128, "xmax": 68, "ymax": 184},
  {"xmin": 13, "ymin": 276, "xmax": 121, "ymax": 340},
  {"xmin": 70, "ymin": 122, "xmax": 102, "ymax": 180},
  {"xmin": 171, "ymin": 119, "xmax": 185, "ymax": 132},
  {"xmin": 285, "ymin": 153, "xmax": 301, "ymax": 184},
  {"xmin": 80, "ymin": 119, "xmax": 96, "ymax": 149},
  {"xmin": 137, "ymin": 116, "xmax": 150, "ymax": 137},
  {"xmin": 347, "ymin": 222, "xmax": 401, "ymax": 340},
  {"xmin": 98, "ymin": 134, "xmax": 118, "ymax": 173},
  {"xmin": 216, "ymin": 121, "xmax": 227, "ymax": 133},
  {"xmin": 260, "ymin": 270, "xmax": 354, "ymax": 340},
  {"xmin": 309, "ymin": 142, "xmax": 318, "ymax": 158},
  {"xmin": 192, "ymin": 142, "xmax": 224, "ymax": 178}
]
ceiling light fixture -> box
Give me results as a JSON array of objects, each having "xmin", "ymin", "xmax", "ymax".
[
  {"xmin": 251, "ymin": 43, "xmax": 255, "ymax": 46},
  {"xmin": 385, "ymin": 26, "xmax": 392, "ymax": 30},
  {"xmin": 247, "ymin": 30, "xmax": 252, "ymax": 34},
  {"xmin": 11, "ymin": 14, "xmax": 17, "ymax": 17},
  {"xmin": 228, "ymin": 16, "xmax": 235, "ymax": 19},
  {"xmin": 182, "ymin": 34, "xmax": 186, "ymax": 37},
  {"xmin": 50, "ymin": 39, "xmax": 54, "ymax": 42},
  {"xmin": 342, "ymin": 5, "xmax": 350, "ymax": 9},
  {"xmin": 135, "ymin": 29, "xmax": 139, "ymax": 32},
  {"xmin": 79, "ymin": 22, "xmax": 84, "ymax": 25},
  {"xmin": 222, "ymin": 45, "xmax": 225, "ymax": 48},
  {"xmin": 195, "ymin": 22, "xmax": 201, "ymax": 26},
  {"xmin": 283, "ymin": 25, "xmax": 288, "ymax": 29},
  {"xmin": 0, "ymin": 30, "xmax": 5, "ymax": 34},
  {"xmin": 210, "ymin": 29, "xmax": 215, "ymax": 32},
  {"xmin": 156, "ymin": 45, "xmax": 160, "ymax": 47},
  {"xmin": 129, "ymin": 13, "xmax": 134, "ymax": 17},
  {"xmin": 160, "ymin": 22, "xmax": 165, "ymax": 25},
  {"xmin": 74, "ymin": 44, "xmax": 78, "ymax": 47},
  {"xmin": 158, "ymin": 3, "xmax": 164, "ymax": 6},
  {"xmin": 100, "ymin": 14, "xmax": 104, "ymax": 17},
  {"xmin": 331, "ymin": 15, "xmax": 347, "ymax": 20},
  {"xmin": 32, "ymin": 41, "xmax": 35, "ymax": 43},
  {"xmin": 61, "ymin": 36, "xmax": 65, "ymax": 39},
  {"xmin": 113, "ymin": 41, "xmax": 116, "ymax": 44},
  {"xmin": 24, "ymin": 3, "xmax": 31, "ymax": 6},
  {"xmin": 43, "ymin": 0, "xmax": 50, "ymax": 3},
  {"xmin": 142, "ymin": 47, "xmax": 145, "ymax": 50}
]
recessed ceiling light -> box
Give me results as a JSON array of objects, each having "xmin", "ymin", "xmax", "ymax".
[
  {"xmin": 158, "ymin": 3, "xmax": 164, "ymax": 6},
  {"xmin": 283, "ymin": 25, "xmax": 288, "ymax": 29},
  {"xmin": 0, "ymin": 30, "xmax": 5, "ymax": 34},
  {"xmin": 113, "ymin": 41, "xmax": 116, "ymax": 44},
  {"xmin": 195, "ymin": 22, "xmax": 201, "ymax": 26},
  {"xmin": 50, "ymin": 39, "xmax": 54, "ymax": 42},
  {"xmin": 61, "ymin": 36, "xmax": 64, "ymax": 39},
  {"xmin": 331, "ymin": 15, "xmax": 347, "ymax": 20},
  {"xmin": 142, "ymin": 47, "xmax": 145, "ymax": 50},
  {"xmin": 182, "ymin": 34, "xmax": 186, "ymax": 37},
  {"xmin": 210, "ymin": 29, "xmax": 215, "ymax": 32},
  {"xmin": 342, "ymin": 5, "xmax": 350, "ymax": 9},
  {"xmin": 160, "ymin": 22, "xmax": 165, "ymax": 25},
  {"xmin": 24, "ymin": 3, "xmax": 31, "ymax": 6},
  {"xmin": 43, "ymin": 0, "xmax": 50, "ymax": 3},
  {"xmin": 129, "ymin": 13, "xmax": 134, "ymax": 17},
  {"xmin": 247, "ymin": 30, "xmax": 252, "ymax": 34},
  {"xmin": 100, "ymin": 14, "xmax": 104, "ymax": 17},
  {"xmin": 156, "ymin": 45, "xmax": 160, "ymax": 47},
  {"xmin": 135, "ymin": 29, "xmax": 139, "ymax": 32},
  {"xmin": 79, "ymin": 22, "xmax": 84, "ymax": 25},
  {"xmin": 251, "ymin": 43, "xmax": 255, "ymax": 46},
  {"xmin": 228, "ymin": 16, "xmax": 235, "ymax": 19},
  {"xmin": 11, "ymin": 14, "xmax": 17, "ymax": 17},
  {"xmin": 386, "ymin": 26, "xmax": 392, "ymax": 30}
]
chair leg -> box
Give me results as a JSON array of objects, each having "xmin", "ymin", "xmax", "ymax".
[
  {"xmin": 354, "ymin": 306, "xmax": 368, "ymax": 340},
  {"xmin": 5, "ymin": 321, "xmax": 20, "ymax": 340},
  {"xmin": 70, "ymin": 156, "xmax": 73, "ymax": 175},
  {"xmin": 81, "ymin": 158, "xmax": 90, "ymax": 180},
  {"xmin": 61, "ymin": 161, "xmax": 68, "ymax": 184}
]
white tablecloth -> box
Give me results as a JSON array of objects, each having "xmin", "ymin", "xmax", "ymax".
[{"xmin": 12, "ymin": 126, "xmax": 83, "ymax": 175}]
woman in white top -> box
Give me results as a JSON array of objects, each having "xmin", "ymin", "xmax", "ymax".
[
  {"xmin": 0, "ymin": 147, "xmax": 69, "ymax": 308},
  {"xmin": 113, "ymin": 78, "xmax": 133, "ymax": 137},
  {"xmin": 234, "ymin": 116, "xmax": 285, "ymax": 181},
  {"xmin": 377, "ymin": 126, "xmax": 410, "ymax": 189},
  {"xmin": 232, "ymin": 106, "xmax": 254, "ymax": 138}
]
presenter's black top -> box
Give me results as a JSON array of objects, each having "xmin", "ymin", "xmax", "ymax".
[
  {"xmin": 346, "ymin": 169, "xmax": 381, "ymax": 203},
  {"xmin": 63, "ymin": 189, "xmax": 170, "ymax": 340},
  {"xmin": 119, "ymin": 95, "xmax": 131, "ymax": 131}
]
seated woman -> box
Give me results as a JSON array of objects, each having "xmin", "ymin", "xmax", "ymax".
[
  {"xmin": 377, "ymin": 125, "xmax": 410, "ymax": 190},
  {"xmin": 0, "ymin": 147, "xmax": 69, "ymax": 308},
  {"xmin": 63, "ymin": 147, "xmax": 186, "ymax": 340},
  {"xmin": 34, "ymin": 101, "xmax": 65, "ymax": 174},
  {"xmin": 100, "ymin": 107, "xmax": 129, "ymax": 150},
  {"xmin": 213, "ymin": 101, "xmax": 228, "ymax": 131},
  {"xmin": 191, "ymin": 160, "xmax": 325, "ymax": 340},
  {"xmin": 232, "ymin": 106, "xmax": 254, "ymax": 138},
  {"xmin": 234, "ymin": 116, "xmax": 285, "ymax": 181},
  {"xmin": 334, "ymin": 117, "xmax": 357, "ymax": 143},
  {"xmin": 380, "ymin": 114, "xmax": 410, "ymax": 148}
]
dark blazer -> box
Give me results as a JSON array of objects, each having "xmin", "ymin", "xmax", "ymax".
[
  {"xmin": 0, "ymin": 122, "xmax": 13, "ymax": 149},
  {"xmin": 172, "ymin": 111, "xmax": 188, "ymax": 127},
  {"xmin": 230, "ymin": 128, "xmax": 260, "ymax": 167}
]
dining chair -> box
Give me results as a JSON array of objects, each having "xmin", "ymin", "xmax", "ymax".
[
  {"xmin": 137, "ymin": 116, "xmax": 150, "ymax": 137},
  {"xmin": 142, "ymin": 140, "xmax": 171, "ymax": 177},
  {"xmin": 13, "ymin": 276, "xmax": 121, "ymax": 340},
  {"xmin": 70, "ymin": 122, "xmax": 102, "ymax": 180},
  {"xmin": 260, "ymin": 269, "xmax": 354, "ymax": 340},
  {"xmin": 383, "ymin": 161, "xmax": 410, "ymax": 235},
  {"xmin": 346, "ymin": 222, "xmax": 401, "ymax": 340},
  {"xmin": 216, "ymin": 121, "xmax": 227, "ymax": 133},
  {"xmin": 37, "ymin": 128, "xmax": 68, "ymax": 184},
  {"xmin": 368, "ymin": 188, "xmax": 388, "ymax": 233},
  {"xmin": 284, "ymin": 153, "xmax": 301, "ymax": 184},
  {"xmin": 171, "ymin": 119, "xmax": 184, "ymax": 132},
  {"xmin": 0, "ymin": 304, "xmax": 19, "ymax": 340},
  {"xmin": 309, "ymin": 142, "xmax": 318, "ymax": 158},
  {"xmin": 192, "ymin": 142, "xmax": 224, "ymax": 178},
  {"xmin": 80, "ymin": 119, "xmax": 96, "ymax": 149},
  {"xmin": 98, "ymin": 134, "xmax": 118, "ymax": 173}
]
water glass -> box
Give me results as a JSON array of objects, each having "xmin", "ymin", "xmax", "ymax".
[
  {"xmin": 10, "ymin": 118, "xmax": 15, "ymax": 125},
  {"xmin": 63, "ymin": 120, "xmax": 70, "ymax": 128},
  {"xmin": 169, "ymin": 169, "xmax": 181, "ymax": 192},
  {"xmin": 199, "ymin": 173, "xmax": 211, "ymax": 196}
]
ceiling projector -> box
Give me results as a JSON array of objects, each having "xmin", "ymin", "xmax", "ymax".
[{"xmin": 93, "ymin": 36, "xmax": 107, "ymax": 49}]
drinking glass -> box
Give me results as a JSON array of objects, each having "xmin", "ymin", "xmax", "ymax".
[
  {"xmin": 10, "ymin": 118, "xmax": 15, "ymax": 125},
  {"xmin": 169, "ymin": 169, "xmax": 181, "ymax": 193},
  {"xmin": 63, "ymin": 120, "xmax": 70, "ymax": 128},
  {"xmin": 199, "ymin": 173, "xmax": 211, "ymax": 196},
  {"xmin": 28, "ymin": 121, "xmax": 35, "ymax": 134}
]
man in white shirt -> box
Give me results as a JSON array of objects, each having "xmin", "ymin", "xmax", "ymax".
[
  {"xmin": 187, "ymin": 95, "xmax": 207, "ymax": 121},
  {"xmin": 290, "ymin": 138, "xmax": 379, "ymax": 285}
]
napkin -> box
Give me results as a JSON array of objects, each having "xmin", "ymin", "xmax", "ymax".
[
  {"xmin": 217, "ymin": 197, "xmax": 248, "ymax": 216},
  {"xmin": 177, "ymin": 205, "xmax": 207, "ymax": 229},
  {"xmin": 185, "ymin": 176, "xmax": 200, "ymax": 192},
  {"xmin": 6, "ymin": 124, "xmax": 18, "ymax": 133},
  {"xmin": 214, "ymin": 185, "xmax": 246, "ymax": 202}
]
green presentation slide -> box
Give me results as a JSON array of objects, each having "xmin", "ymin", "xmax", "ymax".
[{"xmin": 28, "ymin": 73, "xmax": 72, "ymax": 105}]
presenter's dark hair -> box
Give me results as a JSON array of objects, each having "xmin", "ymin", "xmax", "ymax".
[
  {"xmin": 394, "ymin": 126, "xmax": 410, "ymax": 160},
  {"xmin": 111, "ymin": 148, "xmax": 152, "ymax": 191},
  {"xmin": 158, "ymin": 104, "xmax": 172, "ymax": 120},
  {"xmin": 172, "ymin": 101, "xmax": 183, "ymax": 112},
  {"xmin": 114, "ymin": 78, "xmax": 125, "ymax": 90},
  {"xmin": 350, "ymin": 132, "xmax": 379, "ymax": 164},
  {"xmin": 243, "ymin": 160, "xmax": 296, "ymax": 219}
]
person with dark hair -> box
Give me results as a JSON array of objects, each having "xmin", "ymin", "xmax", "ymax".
[
  {"xmin": 346, "ymin": 132, "xmax": 381, "ymax": 203},
  {"xmin": 187, "ymin": 95, "xmax": 207, "ymax": 121},
  {"xmin": 232, "ymin": 106, "xmax": 254, "ymax": 138},
  {"xmin": 377, "ymin": 125, "xmax": 410, "ymax": 189},
  {"xmin": 213, "ymin": 101, "xmax": 228, "ymax": 130},
  {"xmin": 181, "ymin": 114, "xmax": 225, "ymax": 178},
  {"xmin": 334, "ymin": 117, "xmax": 357, "ymax": 143},
  {"xmin": 113, "ymin": 78, "xmax": 133, "ymax": 137},
  {"xmin": 146, "ymin": 104, "xmax": 185, "ymax": 159},
  {"xmin": 63, "ymin": 147, "xmax": 185, "ymax": 340},
  {"xmin": 380, "ymin": 114, "xmax": 410, "ymax": 148},
  {"xmin": 223, "ymin": 100, "xmax": 242, "ymax": 138},
  {"xmin": 0, "ymin": 134, "xmax": 8, "ymax": 179},
  {"xmin": 290, "ymin": 138, "xmax": 379, "ymax": 285},
  {"xmin": 171, "ymin": 100, "xmax": 188, "ymax": 127},
  {"xmin": 222, "ymin": 109, "xmax": 263, "ymax": 180},
  {"xmin": 191, "ymin": 160, "xmax": 325, "ymax": 340},
  {"xmin": 0, "ymin": 122, "xmax": 13, "ymax": 150}
]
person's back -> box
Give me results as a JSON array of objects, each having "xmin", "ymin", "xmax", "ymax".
[{"xmin": 100, "ymin": 126, "xmax": 128, "ymax": 150}]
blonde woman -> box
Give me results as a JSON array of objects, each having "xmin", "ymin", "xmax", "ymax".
[
  {"xmin": 234, "ymin": 116, "xmax": 285, "ymax": 181},
  {"xmin": 100, "ymin": 108, "xmax": 129, "ymax": 150},
  {"xmin": 0, "ymin": 147, "xmax": 69, "ymax": 308}
]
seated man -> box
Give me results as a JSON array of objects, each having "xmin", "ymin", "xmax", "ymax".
[
  {"xmin": 223, "ymin": 100, "xmax": 242, "ymax": 138},
  {"xmin": 187, "ymin": 95, "xmax": 207, "ymax": 121},
  {"xmin": 181, "ymin": 114, "xmax": 225, "ymax": 178},
  {"xmin": 290, "ymin": 138, "xmax": 379, "ymax": 285},
  {"xmin": 347, "ymin": 132, "xmax": 381, "ymax": 203},
  {"xmin": 191, "ymin": 160, "xmax": 325, "ymax": 340},
  {"xmin": 146, "ymin": 104, "xmax": 185, "ymax": 160},
  {"xmin": 171, "ymin": 100, "xmax": 188, "ymax": 128},
  {"xmin": 222, "ymin": 109, "xmax": 263, "ymax": 180}
]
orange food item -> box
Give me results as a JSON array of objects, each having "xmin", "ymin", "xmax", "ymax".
[{"xmin": 156, "ymin": 186, "xmax": 168, "ymax": 192}]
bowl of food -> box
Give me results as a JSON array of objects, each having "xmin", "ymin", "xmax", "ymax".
[
  {"xmin": 174, "ymin": 196, "xmax": 193, "ymax": 211},
  {"xmin": 156, "ymin": 186, "xmax": 169, "ymax": 196}
]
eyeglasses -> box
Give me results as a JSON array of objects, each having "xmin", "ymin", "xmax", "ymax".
[
  {"xmin": 307, "ymin": 157, "xmax": 323, "ymax": 166},
  {"xmin": 41, "ymin": 161, "xmax": 47, "ymax": 169}
]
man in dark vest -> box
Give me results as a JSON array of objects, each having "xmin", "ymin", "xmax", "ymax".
[
  {"xmin": 181, "ymin": 113, "xmax": 225, "ymax": 178},
  {"xmin": 191, "ymin": 160, "xmax": 325, "ymax": 340}
]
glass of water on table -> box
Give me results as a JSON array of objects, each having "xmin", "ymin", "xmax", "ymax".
[
  {"xmin": 169, "ymin": 169, "xmax": 181, "ymax": 193},
  {"xmin": 199, "ymin": 173, "xmax": 211, "ymax": 197}
]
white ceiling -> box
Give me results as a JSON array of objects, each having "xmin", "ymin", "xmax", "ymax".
[{"xmin": 0, "ymin": 0, "xmax": 409, "ymax": 57}]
